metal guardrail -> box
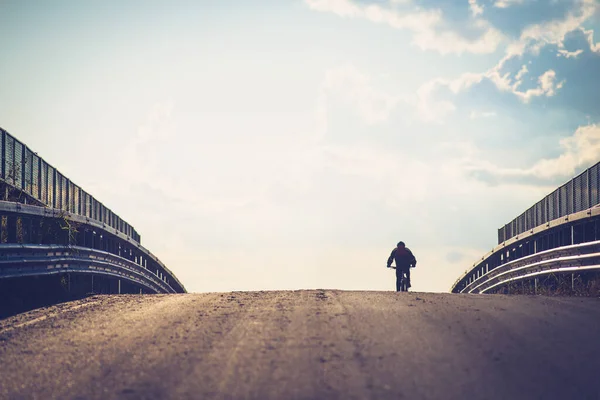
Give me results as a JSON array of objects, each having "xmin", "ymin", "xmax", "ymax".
[
  {"xmin": 0, "ymin": 127, "xmax": 186, "ymax": 294},
  {"xmin": 452, "ymin": 205, "xmax": 600, "ymax": 292},
  {"xmin": 460, "ymin": 240, "xmax": 600, "ymax": 294},
  {"xmin": 0, "ymin": 200, "xmax": 186, "ymax": 293},
  {"xmin": 0, "ymin": 127, "xmax": 141, "ymax": 242},
  {"xmin": 0, "ymin": 244, "xmax": 175, "ymax": 293},
  {"xmin": 498, "ymin": 161, "xmax": 600, "ymax": 244}
]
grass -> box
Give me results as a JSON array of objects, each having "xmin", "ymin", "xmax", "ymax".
[{"xmin": 489, "ymin": 272, "xmax": 600, "ymax": 297}]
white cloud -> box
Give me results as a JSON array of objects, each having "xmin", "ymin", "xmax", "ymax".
[
  {"xmin": 134, "ymin": 101, "xmax": 175, "ymax": 143},
  {"xmin": 466, "ymin": 124, "xmax": 600, "ymax": 182},
  {"xmin": 319, "ymin": 45, "xmax": 565, "ymax": 124},
  {"xmin": 469, "ymin": 110, "xmax": 497, "ymax": 119},
  {"xmin": 514, "ymin": 69, "xmax": 565, "ymax": 103},
  {"xmin": 411, "ymin": 22, "xmax": 504, "ymax": 55},
  {"xmin": 305, "ymin": 0, "xmax": 440, "ymax": 31},
  {"xmin": 320, "ymin": 143, "xmax": 403, "ymax": 181},
  {"xmin": 309, "ymin": 1, "xmax": 595, "ymax": 127},
  {"xmin": 529, "ymin": 124, "xmax": 600, "ymax": 179},
  {"xmin": 469, "ymin": 0, "xmax": 484, "ymax": 17},
  {"xmin": 408, "ymin": 0, "xmax": 596, "ymax": 119},
  {"xmin": 493, "ymin": 0, "xmax": 524, "ymax": 8},
  {"xmin": 414, "ymin": 72, "xmax": 488, "ymax": 121},
  {"xmin": 320, "ymin": 64, "xmax": 404, "ymax": 125},
  {"xmin": 514, "ymin": 64, "xmax": 528, "ymax": 82},
  {"xmin": 305, "ymin": 0, "xmax": 504, "ymax": 55},
  {"xmin": 447, "ymin": 72, "xmax": 486, "ymax": 93},
  {"xmin": 557, "ymin": 48, "xmax": 584, "ymax": 58},
  {"xmin": 417, "ymin": 59, "xmax": 564, "ymax": 119},
  {"xmin": 415, "ymin": 78, "xmax": 456, "ymax": 122},
  {"xmin": 582, "ymin": 27, "xmax": 600, "ymax": 52},
  {"xmin": 315, "ymin": 86, "xmax": 329, "ymax": 140},
  {"xmin": 416, "ymin": 0, "xmax": 596, "ymax": 117},
  {"xmin": 508, "ymin": 0, "xmax": 598, "ymax": 58}
]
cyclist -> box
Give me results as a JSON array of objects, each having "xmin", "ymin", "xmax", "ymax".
[{"xmin": 387, "ymin": 241, "xmax": 417, "ymax": 291}]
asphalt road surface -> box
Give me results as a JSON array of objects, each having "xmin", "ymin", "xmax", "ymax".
[{"xmin": 1, "ymin": 290, "xmax": 600, "ymax": 399}]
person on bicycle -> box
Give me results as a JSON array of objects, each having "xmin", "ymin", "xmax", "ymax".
[{"xmin": 387, "ymin": 241, "xmax": 417, "ymax": 291}]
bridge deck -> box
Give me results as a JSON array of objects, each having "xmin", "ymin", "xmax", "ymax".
[{"xmin": 1, "ymin": 291, "xmax": 599, "ymax": 399}]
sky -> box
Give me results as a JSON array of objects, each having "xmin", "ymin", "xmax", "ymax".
[{"xmin": 1, "ymin": 0, "xmax": 599, "ymax": 293}]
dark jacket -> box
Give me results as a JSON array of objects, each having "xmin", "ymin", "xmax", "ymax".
[{"xmin": 387, "ymin": 247, "xmax": 416, "ymax": 270}]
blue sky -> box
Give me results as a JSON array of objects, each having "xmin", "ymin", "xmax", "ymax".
[{"xmin": 1, "ymin": 0, "xmax": 599, "ymax": 292}]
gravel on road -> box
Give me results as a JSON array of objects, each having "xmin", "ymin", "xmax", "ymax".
[{"xmin": 1, "ymin": 290, "xmax": 599, "ymax": 399}]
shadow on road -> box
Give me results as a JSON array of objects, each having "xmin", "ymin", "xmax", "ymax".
[{"xmin": 0, "ymin": 275, "xmax": 88, "ymax": 319}]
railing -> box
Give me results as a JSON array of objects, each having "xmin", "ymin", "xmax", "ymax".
[
  {"xmin": 0, "ymin": 244, "xmax": 175, "ymax": 293},
  {"xmin": 0, "ymin": 127, "xmax": 186, "ymax": 295},
  {"xmin": 0, "ymin": 200, "xmax": 185, "ymax": 293},
  {"xmin": 498, "ymin": 161, "xmax": 600, "ymax": 244},
  {"xmin": 460, "ymin": 240, "xmax": 600, "ymax": 294},
  {"xmin": 452, "ymin": 205, "xmax": 600, "ymax": 293},
  {"xmin": 0, "ymin": 127, "xmax": 140, "ymax": 242}
]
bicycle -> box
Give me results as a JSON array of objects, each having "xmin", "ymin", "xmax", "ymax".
[{"xmin": 387, "ymin": 265, "xmax": 409, "ymax": 292}]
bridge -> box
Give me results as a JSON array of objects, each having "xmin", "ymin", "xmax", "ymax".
[
  {"xmin": 1, "ymin": 127, "xmax": 600, "ymax": 398},
  {"xmin": 1, "ymin": 290, "xmax": 599, "ymax": 399},
  {"xmin": 452, "ymin": 162, "xmax": 600, "ymax": 294},
  {"xmin": 0, "ymin": 127, "xmax": 185, "ymax": 315}
]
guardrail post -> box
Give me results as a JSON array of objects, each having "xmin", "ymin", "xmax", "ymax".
[
  {"xmin": 7, "ymin": 216, "xmax": 16, "ymax": 243},
  {"xmin": 572, "ymin": 273, "xmax": 575, "ymax": 291},
  {"xmin": 534, "ymin": 277, "xmax": 538, "ymax": 294},
  {"xmin": 118, "ymin": 279, "xmax": 121, "ymax": 294}
]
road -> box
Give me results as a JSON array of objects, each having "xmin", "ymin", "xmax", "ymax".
[{"xmin": 1, "ymin": 290, "xmax": 599, "ymax": 399}]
